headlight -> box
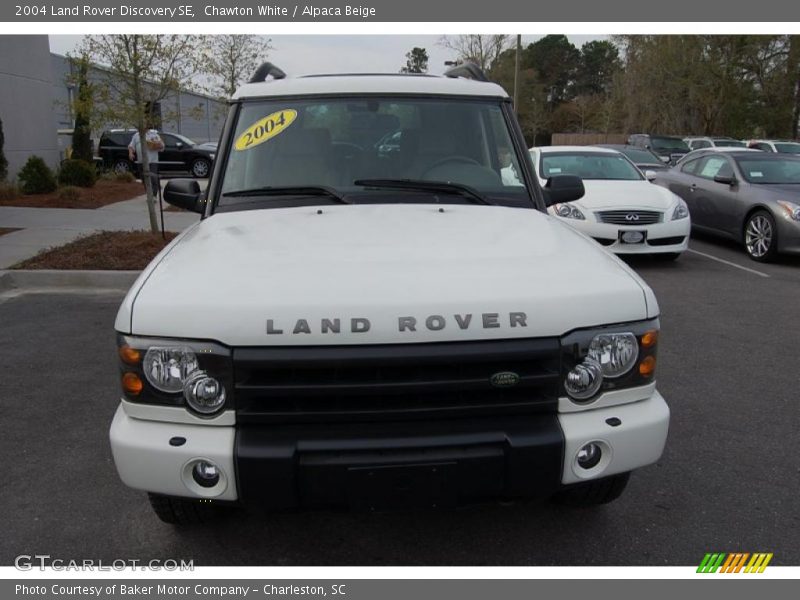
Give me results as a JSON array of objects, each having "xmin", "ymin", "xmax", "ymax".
[
  {"xmin": 588, "ymin": 333, "xmax": 638, "ymax": 378},
  {"xmin": 553, "ymin": 203, "xmax": 585, "ymax": 220},
  {"xmin": 209, "ymin": 153, "xmax": 216, "ymax": 161},
  {"xmin": 777, "ymin": 200, "xmax": 800, "ymax": 221},
  {"xmin": 561, "ymin": 321, "xmax": 658, "ymax": 404},
  {"xmin": 117, "ymin": 335, "xmax": 232, "ymax": 415},
  {"xmin": 143, "ymin": 346, "xmax": 199, "ymax": 393},
  {"xmin": 672, "ymin": 199, "xmax": 689, "ymax": 220}
]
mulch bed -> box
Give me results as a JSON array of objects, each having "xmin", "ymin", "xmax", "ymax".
[
  {"xmin": 0, "ymin": 228, "xmax": 22, "ymax": 237},
  {"xmin": 12, "ymin": 230, "xmax": 178, "ymax": 270},
  {"xmin": 0, "ymin": 180, "xmax": 143, "ymax": 209}
]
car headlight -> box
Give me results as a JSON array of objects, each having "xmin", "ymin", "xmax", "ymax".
[
  {"xmin": 209, "ymin": 153, "xmax": 216, "ymax": 161},
  {"xmin": 553, "ymin": 203, "xmax": 585, "ymax": 220},
  {"xmin": 672, "ymin": 199, "xmax": 689, "ymax": 220},
  {"xmin": 777, "ymin": 200, "xmax": 800, "ymax": 221},
  {"xmin": 561, "ymin": 321, "xmax": 659, "ymax": 404},
  {"xmin": 117, "ymin": 335, "xmax": 232, "ymax": 416}
]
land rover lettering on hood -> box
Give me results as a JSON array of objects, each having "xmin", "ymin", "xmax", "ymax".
[{"xmin": 109, "ymin": 62, "xmax": 670, "ymax": 524}]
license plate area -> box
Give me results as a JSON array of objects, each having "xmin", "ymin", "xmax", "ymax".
[
  {"xmin": 347, "ymin": 462, "xmax": 456, "ymax": 511},
  {"xmin": 619, "ymin": 229, "xmax": 647, "ymax": 244}
]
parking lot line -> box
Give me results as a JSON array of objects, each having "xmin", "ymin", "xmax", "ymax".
[{"xmin": 687, "ymin": 248, "xmax": 770, "ymax": 278}]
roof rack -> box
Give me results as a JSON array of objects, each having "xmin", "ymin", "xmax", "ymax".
[
  {"xmin": 444, "ymin": 62, "xmax": 489, "ymax": 82},
  {"xmin": 249, "ymin": 62, "xmax": 287, "ymax": 83}
]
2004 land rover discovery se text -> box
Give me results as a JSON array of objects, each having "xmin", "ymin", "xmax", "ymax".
[{"xmin": 110, "ymin": 63, "xmax": 670, "ymax": 524}]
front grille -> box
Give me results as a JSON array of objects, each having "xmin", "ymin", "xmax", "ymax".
[
  {"xmin": 233, "ymin": 338, "xmax": 561, "ymax": 423},
  {"xmin": 596, "ymin": 210, "xmax": 663, "ymax": 225},
  {"xmin": 649, "ymin": 236, "xmax": 686, "ymax": 246}
]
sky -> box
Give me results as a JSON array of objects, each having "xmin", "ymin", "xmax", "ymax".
[{"xmin": 47, "ymin": 34, "xmax": 605, "ymax": 76}]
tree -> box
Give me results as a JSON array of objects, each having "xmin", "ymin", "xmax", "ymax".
[
  {"xmin": 438, "ymin": 35, "xmax": 511, "ymax": 72},
  {"xmin": 400, "ymin": 47, "xmax": 429, "ymax": 74},
  {"xmin": 523, "ymin": 35, "xmax": 581, "ymax": 106},
  {"xmin": 78, "ymin": 35, "xmax": 202, "ymax": 233},
  {"xmin": 0, "ymin": 116, "xmax": 7, "ymax": 182},
  {"xmin": 203, "ymin": 35, "xmax": 273, "ymax": 99},
  {"xmin": 575, "ymin": 40, "xmax": 622, "ymax": 96},
  {"xmin": 69, "ymin": 55, "xmax": 94, "ymax": 163}
]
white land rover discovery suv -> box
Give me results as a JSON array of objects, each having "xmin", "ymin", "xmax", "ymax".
[{"xmin": 110, "ymin": 63, "xmax": 670, "ymax": 524}]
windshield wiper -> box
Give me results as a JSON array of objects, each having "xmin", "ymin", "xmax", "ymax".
[
  {"xmin": 222, "ymin": 185, "xmax": 351, "ymax": 204},
  {"xmin": 353, "ymin": 179, "xmax": 493, "ymax": 205}
]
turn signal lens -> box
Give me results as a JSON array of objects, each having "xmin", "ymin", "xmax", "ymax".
[
  {"xmin": 118, "ymin": 345, "xmax": 141, "ymax": 365},
  {"xmin": 122, "ymin": 372, "xmax": 144, "ymax": 395},
  {"xmin": 641, "ymin": 330, "xmax": 658, "ymax": 349},
  {"xmin": 639, "ymin": 356, "xmax": 656, "ymax": 377}
]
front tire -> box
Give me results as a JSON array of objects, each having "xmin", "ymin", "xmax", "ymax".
[
  {"xmin": 552, "ymin": 472, "xmax": 630, "ymax": 507},
  {"xmin": 112, "ymin": 158, "xmax": 133, "ymax": 175},
  {"xmin": 147, "ymin": 493, "xmax": 220, "ymax": 525},
  {"xmin": 744, "ymin": 210, "xmax": 778, "ymax": 262},
  {"xmin": 191, "ymin": 158, "xmax": 211, "ymax": 178}
]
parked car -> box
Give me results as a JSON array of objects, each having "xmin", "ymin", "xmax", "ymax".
[
  {"xmin": 675, "ymin": 146, "xmax": 761, "ymax": 168},
  {"xmin": 746, "ymin": 139, "xmax": 800, "ymax": 154},
  {"xmin": 109, "ymin": 62, "xmax": 670, "ymax": 524},
  {"xmin": 530, "ymin": 146, "xmax": 690, "ymax": 259},
  {"xmin": 684, "ymin": 136, "xmax": 747, "ymax": 151},
  {"xmin": 651, "ymin": 149, "xmax": 800, "ymax": 261},
  {"xmin": 627, "ymin": 134, "xmax": 690, "ymax": 164},
  {"xmin": 98, "ymin": 129, "xmax": 216, "ymax": 177},
  {"xmin": 596, "ymin": 144, "xmax": 670, "ymax": 175}
]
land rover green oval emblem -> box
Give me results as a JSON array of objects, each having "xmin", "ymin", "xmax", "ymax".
[{"xmin": 490, "ymin": 371, "xmax": 520, "ymax": 388}]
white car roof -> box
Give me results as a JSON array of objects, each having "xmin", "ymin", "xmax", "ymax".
[
  {"xmin": 531, "ymin": 146, "xmax": 621, "ymax": 154},
  {"xmin": 233, "ymin": 74, "xmax": 509, "ymax": 100}
]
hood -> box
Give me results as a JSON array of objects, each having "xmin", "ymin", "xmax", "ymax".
[
  {"xmin": 574, "ymin": 180, "xmax": 680, "ymax": 212},
  {"xmin": 120, "ymin": 204, "xmax": 654, "ymax": 346}
]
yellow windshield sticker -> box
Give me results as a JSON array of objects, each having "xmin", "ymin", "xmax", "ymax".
[{"xmin": 234, "ymin": 109, "xmax": 297, "ymax": 151}]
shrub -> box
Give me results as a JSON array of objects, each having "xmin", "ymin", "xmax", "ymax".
[
  {"xmin": 114, "ymin": 171, "xmax": 136, "ymax": 183},
  {"xmin": 18, "ymin": 156, "xmax": 57, "ymax": 195},
  {"xmin": 57, "ymin": 186, "xmax": 81, "ymax": 202},
  {"xmin": 0, "ymin": 182, "xmax": 19, "ymax": 201},
  {"xmin": 58, "ymin": 159, "xmax": 97, "ymax": 188}
]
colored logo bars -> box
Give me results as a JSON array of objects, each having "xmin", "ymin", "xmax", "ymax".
[{"xmin": 697, "ymin": 553, "xmax": 773, "ymax": 573}]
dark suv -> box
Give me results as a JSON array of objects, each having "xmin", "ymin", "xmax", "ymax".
[
  {"xmin": 98, "ymin": 129, "xmax": 216, "ymax": 178},
  {"xmin": 627, "ymin": 134, "xmax": 690, "ymax": 165}
]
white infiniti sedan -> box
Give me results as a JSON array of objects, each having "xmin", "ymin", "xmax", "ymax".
[{"xmin": 530, "ymin": 146, "xmax": 691, "ymax": 259}]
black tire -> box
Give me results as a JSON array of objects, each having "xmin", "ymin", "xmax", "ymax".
[
  {"xmin": 653, "ymin": 252, "xmax": 681, "ymax": 261},
  {"xmin": 744, "ymin": 210, "xmax": 778, "ymax": 262},
  {"xmin": 113, "ymin": 158, "xmax": 133, "ymax": 174},
  {"xmin": 552, "ymin": 472, "xmax": 630, "ymax": 507},
  {"xmin": 191, "ymin": 158, "xmax": 211, "ymax": 178},
  {"xmin": 147, "ymin": 493, "xmax": 219, "ymax": 525}
]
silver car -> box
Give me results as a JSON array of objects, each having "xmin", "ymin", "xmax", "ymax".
[{"xmin": 652, "ymin": 149, "xmax": 800, "ymax": 261}]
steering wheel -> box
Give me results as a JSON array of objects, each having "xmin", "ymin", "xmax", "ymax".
[{"xmin": 421, "ymin": 155, "xmax": 482, "ymax": 178}]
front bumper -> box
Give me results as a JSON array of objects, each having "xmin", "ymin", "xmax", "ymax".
[
  {"xmin": 109, "ymin": 391, "xmax": 669, "ymax": 508},
  {"xmin": 562, "ymin": 217, "xmax": 691, "ymax": 255}
]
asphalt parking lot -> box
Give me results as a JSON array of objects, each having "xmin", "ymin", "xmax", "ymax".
[{"xmin": 1, "ymin": 233, "xmax": 799, "ymax": 567}]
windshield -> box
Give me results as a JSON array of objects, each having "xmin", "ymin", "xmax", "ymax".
[
  {"xmin": 619, "ymin": 147, "xmax": 663, "ymax": 164},
  {"xmin": 218, "ymin": 96, "xmax": 531, "ymax": 208},
  {"xmin": 773, "ymin": 142, "xmax": 800, "ymax": 154},
  {"xmin": 540, "ymin": 152, "xmax": 643, "ymax": 181},
  {"xmin": 651, "ymin": 137, "xmax": 690, "ymax": 152},
  {"xmin": 736, "ymin": 157, "xmax": 800, "ymax": 184},
  {"xmin": 714, "ymin": 139, "xmax": 746, "ymax": 147}
]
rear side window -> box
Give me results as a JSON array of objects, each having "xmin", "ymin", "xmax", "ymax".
[{"xmin": 697, "ymin": 156, "xmax": 732, "ymax": 179}]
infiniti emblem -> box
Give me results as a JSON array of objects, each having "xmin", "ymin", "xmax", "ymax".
[
  {"xmin": 625, "ymin": 213, "xmax": 640, "ymax": 221},
  {"xmin": 490, "ymin": 371, "xmax": 520, "ymax": 388}
]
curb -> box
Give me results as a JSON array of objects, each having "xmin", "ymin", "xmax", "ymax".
[{"xmin": 0, "ymin": 269, "xmax": 141, "ymax": 294}]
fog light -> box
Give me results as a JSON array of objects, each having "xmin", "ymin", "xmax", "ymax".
[
  {"xmin": 565, "ymin": 358, "xmax": 603, "ymax": 400},
  {"xmin": 121, "ymin": 372, "xmax": 143, "ymax": 395},
  {"xmin": 577, "ymin": 443, "xmax": 602, "ymax": 469},
  {"xmin": 183, "ymin": 371, "xmax": 226, "ymax": 415},
  {"xmin": 191, "ymin": 461, "xmax": 220, "ymax": 488}
]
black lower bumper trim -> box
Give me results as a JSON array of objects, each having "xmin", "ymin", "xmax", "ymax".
[{"xmin": 235, "ymin": 415, "xmax": 564, "ymax": 510}]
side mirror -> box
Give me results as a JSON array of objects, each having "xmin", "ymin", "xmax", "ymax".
[
  {"xmin": 644, "ymin": 170, "xmax": 657, "ymax": 181},
  {"xmin": 713, "ymin": 174, "xmax": 737, "ymax": 186},
  {"xmin": 164, "ymin": 179, "xmax": 204, "ymax": 213},
  {"xmin": 544, "ymin": 174, "xmax": 585, "ymax": 206}
]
